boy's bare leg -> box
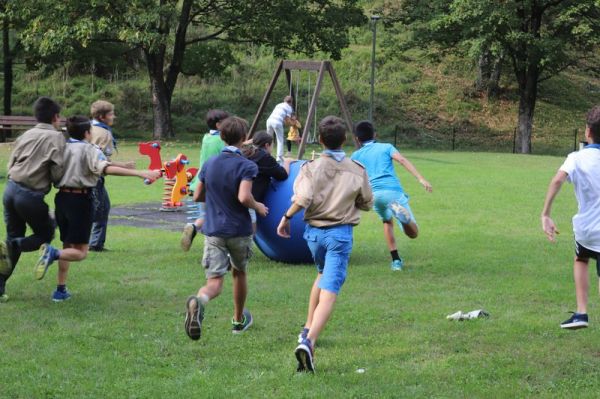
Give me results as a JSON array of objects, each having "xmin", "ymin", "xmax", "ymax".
[
  {"xmin": 574, "ymin": 257, "xmax": 589, "ymax": 314},
  {"xmin": 306, "ymin": 289, "xmax": 337, "ymax": 346},
  {"xmin": 232, "ymin": 268, "xmax": 247, "ymax": 322},
  {"xmin": 401, "ymin": 221, "xmax": 419, "ymax": 239},
  {"xmin": 304, "ymin": 274, "xmax": 322, "ymax": 329},
  {"xmin": 383, "ymin": 221, "xmax": 397, "ymax": 251},
  {"xmin": 197, "ymin": 277, "xmax": 224, "ymax": 302},
  {"xmin": 59, "ymin": 243, "xmax": 89, "ymax": 262}
]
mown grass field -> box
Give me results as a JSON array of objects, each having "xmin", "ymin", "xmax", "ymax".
[{"xmin": 0, "ymin": 143, "xmax": 597, "ymax": 398}]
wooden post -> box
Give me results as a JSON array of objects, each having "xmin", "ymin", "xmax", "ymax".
[
  {"xmin": 512, "ymin": 128, "xmax": 517, "ymax": 154},
  {"xmin": 327, "ymin": 62, "xmax": 356, "ymax": 148},
  {"xmin": 248, "ymin": 60, "xmax": 283, "ymax": 139},
  {"xmin": 452, "ymin": 127, "xmax": 456, "ymax": 151},
  {"xmin": 297, "ymin": 62, "xmax": 326, "ymax": 160},
  {"xmin": 573, "ymin": 128, "xmax": 578, "ymax": 152}
]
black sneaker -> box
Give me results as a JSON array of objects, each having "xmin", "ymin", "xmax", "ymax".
[
  {"xmin": 231, "ymin": 309, "xmax": 253, "ymax": 334},
  {"xmin": 295, "ymin": 338, "xmax": 315, "ymax": 373},
  {"xmin": 297, "ymin": 327, "xmax": 309, "ymax": 344},
  {"xmin": 561, "ymin": 312, "xmax": 588, "ymax": 329},
  {"xmin": 184, "ymin": 296, "xmax": 204, "ymax": 340}
]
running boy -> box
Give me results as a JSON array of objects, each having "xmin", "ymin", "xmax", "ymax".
[
  {"xmin": 277, "ymin": 116, "xmax": 373, "ymax": 373},
  {"xmin": 0, "ymin": 97, "xmax": 65, "ymax": 303},
  {"xmin": 541, "ymin": 105, "xmax": 600, "ymax": 329},
  {"xmin": 351, "ymin": 121, "xmax": 432, "ymax": 271},
  {"xmin": 184, "ymin": 116, "xmax": 267, "ymax": 340},
  {"xmin": 181, "ymin": 109, "xmax": 230, "ymax": 251},
  {"xmin": 34, "ymin": 116, "xmax": 160, "ymax": 301}
]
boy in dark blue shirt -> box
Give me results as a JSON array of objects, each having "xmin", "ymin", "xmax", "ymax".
[{"xmin": 184, "ymin": 116, "xmax": 268, "ymax": 340}]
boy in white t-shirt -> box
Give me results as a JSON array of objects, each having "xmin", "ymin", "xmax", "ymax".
[
  {"xmin": 266, "ymin": 96, "xmax": 294, "ymax": 163},
  {"xmin": 541, "ymin": 105, "xmax": 600, "ymax": 329}
]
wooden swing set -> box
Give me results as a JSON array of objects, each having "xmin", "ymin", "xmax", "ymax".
[{"xmin": 248, "ymin": 60, "xmax": 354, "ymax": 160}]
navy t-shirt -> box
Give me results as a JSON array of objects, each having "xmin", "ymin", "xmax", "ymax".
[{"xmin": 200, "ymin": 149, "xmax": 258, "ymax": 237}]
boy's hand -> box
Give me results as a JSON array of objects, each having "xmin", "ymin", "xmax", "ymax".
[
  {"xmin": 141, "ymin": 169, "xmax": 162, "ymax": 183},
  {"xmin": 541, "ymin": 215, "xmax": 559, "ymax": 242},
  {"xmin": 124, "ymin": 161, "xmax": 136, "ymax": 169},
  {"xmin": 419, "ymin": 178, "xmax": 433, "ymax": 192},
  {"xmin": 255, "ymin": 202, "xmax": 268, "ymax": 217},
  {"xmin": 277, "ymin": 217, "xmax": 291, "ymax": 238}
]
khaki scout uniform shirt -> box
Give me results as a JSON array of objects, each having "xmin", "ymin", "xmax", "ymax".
[
  {"xmin": 57, "ymin": 140, "xmax": 111, "ymax": 188},
  {"xmin": 293, "ymin": 154, "xmax": 373, "ymax": 227},
  {"xmin": 7, "ymin": 123, "xmax": 66, "ymax": 193},
  {"xmin": 90, "ymin": 124, "xmax": 114, "ymax": 161}
]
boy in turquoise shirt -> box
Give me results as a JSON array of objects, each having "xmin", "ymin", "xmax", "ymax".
[
  {"xmin": 351, "ymin": 120, "xmax": 432, "ymax": 270},
  {"xmin": 181, "ymin": 109, "xmax": 229, "ymax": 251}
]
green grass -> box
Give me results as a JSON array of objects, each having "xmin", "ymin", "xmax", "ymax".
[{"xmin": 1, "ymin": 143, "xmax": 599, "ymax": 397}]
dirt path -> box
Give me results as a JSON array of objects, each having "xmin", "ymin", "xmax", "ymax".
[{"xmin": 109, "ymin": 202, "xmax": 193, "ymax": 231}]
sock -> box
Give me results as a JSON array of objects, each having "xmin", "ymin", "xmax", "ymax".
[
  {"xmin": 198, "ymin": 293, "xmax": 209, "ymax": 305},
  {"xmin": 57, "ymin": 284, "xmax": 66, "ymax": 293},
  {"xmin": 391, "ymin": 250, "xmax": 400, "ymax": 261}
]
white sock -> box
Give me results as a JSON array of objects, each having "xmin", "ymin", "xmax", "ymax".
[{"xmin": 198, "ymin": 293, "xmax": 209, "ymax": 305}]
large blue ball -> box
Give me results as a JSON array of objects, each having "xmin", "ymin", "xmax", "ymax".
[{"xmin": 254, "ymin": 160, "xmax": 313, "ymax": 264}]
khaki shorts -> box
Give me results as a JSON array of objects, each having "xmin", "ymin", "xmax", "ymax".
[{"xmin": 202, "ymin": 235, "xmax": 253, "ymax": 278}]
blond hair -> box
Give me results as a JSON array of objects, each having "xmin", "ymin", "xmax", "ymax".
[{"xmin": 90, "ymin": 100, "xmax": 114, "ymax": 119}]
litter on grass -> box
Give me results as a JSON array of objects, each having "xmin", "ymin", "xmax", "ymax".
[{"xmin": 446, "ymin": 309, "xmax": 490, "ymax": 321}]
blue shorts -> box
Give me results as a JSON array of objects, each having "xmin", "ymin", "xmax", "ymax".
[
  {"xmin": 373, "ymin": 190, "xmax": 416, "ymax": 230},
  {"xmin": 303, "ymin": 224, "xmax": 353, "ymax": 294}
]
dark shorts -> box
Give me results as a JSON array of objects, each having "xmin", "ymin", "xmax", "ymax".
[
  {"xmin": 55, "ymin": 191, "xmax": 93, "ymax": 244},
  {"xmin": 575, "ymin": 241, "xmax": 600, "ymax": 276}
]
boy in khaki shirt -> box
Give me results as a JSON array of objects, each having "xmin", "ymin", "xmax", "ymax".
[
  {"xmin": 0, "ymin": 97, "xmax": 65, "ymax": 303},
  {"xmin": 33, "ymin": 116, "xmax": 160, "ymax": 302},
  {"xmin": 277, "ymin": 116, "xmax": 373, "ymax": 373}
]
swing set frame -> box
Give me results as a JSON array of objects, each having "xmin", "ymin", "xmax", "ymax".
[{"xmin": 248, "ymin": 60, "xmax": 355, "ymax": 160}]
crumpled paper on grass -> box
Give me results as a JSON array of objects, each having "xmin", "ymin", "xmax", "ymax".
[{"xmin": 446, "ymin": 309, "xmax": 490, "ymax": 321}]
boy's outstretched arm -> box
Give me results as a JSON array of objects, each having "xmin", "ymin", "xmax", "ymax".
[
  {"xmin": 238, "ymin": 180, "xmax": 268, "ymax": 217},
  {"xmin": 392, "ymin": 152, "xmax": 433, "ymax": 192},
  {"xmin": 193, "ymin": 180, "xmax": 205, "ymax": 202},
  {"xmin": 105, "ymin": 165, "xmax": 161, "ymax": 181},
  {"xmin": 541, "ymin": 170, "xmax": 568, "ymax": 242}
]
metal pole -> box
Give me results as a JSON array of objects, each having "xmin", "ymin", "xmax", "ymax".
[{"xmin": 369, "ymin": 15, "xmax": 380, "ymax": 122}]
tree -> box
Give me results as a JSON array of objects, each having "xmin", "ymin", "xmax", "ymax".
[
  {"xmin": 384, "ymin": 0, "xmax": 600, "ymax": 153},
  {"xmin": 15, "ymin": 0, "xmax": 365, "ymax": 139}
]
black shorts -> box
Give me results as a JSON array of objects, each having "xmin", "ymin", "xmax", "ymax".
[
  {"xmin": 55, "ymin": 191, "xmax": 93, "ymax": 245},
  {"xmin": 575, "ymin": 241, "xmax": 600, "ymax": 276}
]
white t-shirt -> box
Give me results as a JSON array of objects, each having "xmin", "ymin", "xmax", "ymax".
[
  {"xmin": 560, "ymin": 147, "xmax": 600, "ymax": 251},
  {"xmin": 267, "ymin": 102, "xmax": 293, "ymax": 126}
]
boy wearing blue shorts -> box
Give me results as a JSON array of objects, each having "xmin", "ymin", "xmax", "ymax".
[
  {"xmin": 184, "ymin": 116, "xmax": 268, "ymax": 340},
  {"xmin": 277, "ymin": 116, "xmax": 373, "ymax": 373},
  {"xmin": 541, "ymin": 105, "xmax": 600, "ymax": 329},
  {"xmin": 34, "ymin": 116, "xmax": 160, "ymax": 301},
  {"xmin": 351, "ymin": 121, "xmax": 432, "ymax": 271}
]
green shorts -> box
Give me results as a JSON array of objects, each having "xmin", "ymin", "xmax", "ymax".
[{"xmin": 202, "ymin": 235, "xmax": 253, "ymax": 278}]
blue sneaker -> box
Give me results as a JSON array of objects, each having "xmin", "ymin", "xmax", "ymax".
[
  {"xmin": 232, "ymin": 309, "xmax": 253, "ymax": 334},
  {"xmin": 34, "ymin": 244, "xmax": 57, "ymax": 280},
  {"xmin": 297, "ymin": 327, "xmax": 309, "ymax": 344},
  {"xmin": 390, "ymin": 202, "xmax": 412, "ymax": 225},
  {"xmin": 295, "ymin": 338, "xmax": 315, "ymax": 373},
  {"xmin": 391, "ymin": 259, "xmax": 404, "ymax": 271},
  {"xmin": 52, "ymin": 289, "xmax": 72, "ymax": 302},
  {"xmin": 185, "ymin": 296, "xmax": 204, "ymax": 340},
  {"xmin": 561, "ymin": 312, "xmax": 588, "ymax": 329}
]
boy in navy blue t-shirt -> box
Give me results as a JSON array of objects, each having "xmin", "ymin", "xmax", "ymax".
[{"xmin": 184, "ymin": 116, "xmax": 268, "ymax": 340}]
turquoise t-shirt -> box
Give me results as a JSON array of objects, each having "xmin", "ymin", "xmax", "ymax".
[
  {"xmin": 350, "ymin": 141, "xmax": 404, "ymax": 193},
  {"xmin": 191, "ymin": 131, "xmax": 225, "ymax": 191}
]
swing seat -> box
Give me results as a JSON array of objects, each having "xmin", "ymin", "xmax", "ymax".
[{"xmin": 254, "ymin": 160, "xmax": 313, "ymax": 264}]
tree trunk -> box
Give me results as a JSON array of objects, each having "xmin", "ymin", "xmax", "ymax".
[
  {"xmin": 516, "ymin": 68, "xmax": 539, "ymax": 154},
  {"xmin": 145, "ymin": 50, "xmax": 174, "ymax": 140},
  {"xmin": 2, "ymin": 15, "xmax": 12, "ymax": 142}
]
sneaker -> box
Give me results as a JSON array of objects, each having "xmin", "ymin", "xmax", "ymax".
[
  {"xmin": 0, "ymin": 293, "xmax": 8, "ymax": 303},
  {"xmin": 52, "ymin": 289, "xmax": 72, "ymax": 302},
  {"xmin": 184, "ymin": 296, "xmax": 204, "ymax": 340},
  {"xmin": 232, "ymin": 309, "xmax": 253, "ymax": 334},
  {"xmin": 561, "ymin": 312, "xmax": 588, "ymax": 329},
  {"xmin": 181, "ymin": 223, "xmax": 197, "ymax": 252},
  {"xmin": 390, "ymin": 202, "xmax": 412, "ymax": 225},
  {"xmin": 297, "ymin": 327, "xmax": 309, "ymax": 344},
  {"xmin": 0, "ymin": 241, "xmax": 12, "ymax": 275},
  {"xmin": 295, "ymin": 338, "xmax": 315, "ymax": 373},
  {"xmin": 391, "ymin": 259, "xmax": 404, "ymax": 271},
  {"xmin": 34, "ymin": 244, "xmax": 57, "ymax": 280},
  {"xmin": 89, "ymin": 246, "xmax": 109, "ymax": 252}
]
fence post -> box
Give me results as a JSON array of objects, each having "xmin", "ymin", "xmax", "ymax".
[
  {"xmin": 573, "ymin": 128, "xmax": 578, "ymax": 152},
  {"xmin": 452, "ymin": 127, "xmax": 456, "ymax": 151},
  {"xmin": 512, "ymin": 128, "xmax": 517, "ymax": 154},
  {"xmin": 394, "ymin": 125, "xmax": 398, "ymax": 148}
]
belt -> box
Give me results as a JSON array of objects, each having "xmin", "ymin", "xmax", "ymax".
[{"xmin": 59, "ymin": 187, "xmax": 89, "ymax": 194}]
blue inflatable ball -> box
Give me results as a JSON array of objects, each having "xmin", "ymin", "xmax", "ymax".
[{"xmin": 254, "ymin": 160, "xmax": 313, "ymax": 264}]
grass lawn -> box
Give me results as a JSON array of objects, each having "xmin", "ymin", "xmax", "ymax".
[{"xmin": 0, "ymin": 142, "xmax": 596, "ymax": 398}]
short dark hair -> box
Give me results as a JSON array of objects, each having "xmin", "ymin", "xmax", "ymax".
[
  {"xmin": 354, "ymin": 120, "xmax": 375, "ymax": 143},
  {"xmin": 206, "ymin": 109, "xmax": 230, "ymax": 130},
  {"xmin": 33, "ymin": 96, "xmax": 61, "ymax": 124},
  {"xmin": 252, "ymin": 130, "xmax": 273, "ymax": 148},
  {"xmin": 220, "ymin": 116, "xmax": 248, "ymax": 145},
  {"xmin": 586, "ymin": 105, "xmax": 600, "ymax": 143},
  {"xmin": 66, "ymin": 116, "xmax": 91, "ymax": 140},
  {"xmin": 319, "ymin": 116, "xmax": 346, "ymax": 149}
]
